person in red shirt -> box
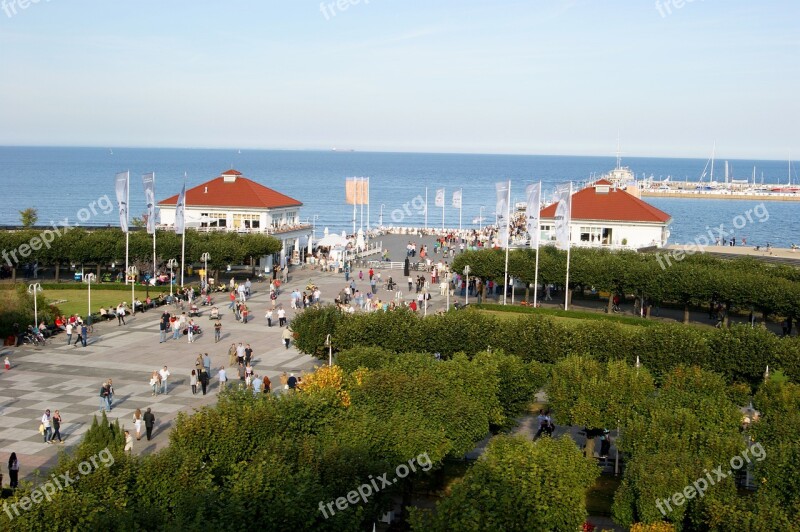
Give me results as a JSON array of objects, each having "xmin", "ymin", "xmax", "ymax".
[
  {"xmin": 409, "ymin": 300, "xmax": 418, "ymax": 312},
  {"xmin": 368, "ymin": 268, "xmax": 374, "ymax": 281}
]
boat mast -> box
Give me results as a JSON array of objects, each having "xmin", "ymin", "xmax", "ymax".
[{"xmin": 710, "ymin": 141, "xmax": 716, "ymax": 182}]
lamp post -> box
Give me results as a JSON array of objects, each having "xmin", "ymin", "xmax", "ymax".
[
  {"xmin": 167, "ymin": 259, "xmax": 177, "ymax": 297},
  {"xmin": 127, "ymin": 266, "xmax": 138, "ymax": 314},
  {"xmin": 379, "ymin": 204, "xmax": 385, "ymax": 228},
  {"xmin": 463, "ymin": 265, "xmax": 470, "ymax": 305},
  {"xmin": 445, "ymin": 271, "xmax": 451, "ymax": 311},
  {"xmin": 27, "ymin": 283, "xmax": 41, "ymax": 329},
  {"xmin": 85, "ymin": 273, "xmax": 96, "ymax": 322},
  {"xmin": 325, "ymin": 334, "xmax": 333, "ymax": 366},
  {"xmin": 201, "ymin": 252, "xmax": 210, "ymax": 290},
  {"xmin": 479, "ymin": 206, "xmax": 485, "ymax": 231}
]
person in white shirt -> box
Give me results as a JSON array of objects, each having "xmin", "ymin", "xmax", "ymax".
[
  {"xmin": 41, "ymin": 409, "xmax": 52, "ymax": 443},
  {"xmin": 218, "ymin": 366, "xmax": 228, "ymax": 392},
  {"xmin": 277, "ymin": 307, "xmax": 287, "ymax": 327},
  {"xmin": 66, "ymin": 322, "xmax": 74, "ymax": 345},
  {"xmin": 159, "ymin": 366, "xmax": 171, "ymax": 394}
]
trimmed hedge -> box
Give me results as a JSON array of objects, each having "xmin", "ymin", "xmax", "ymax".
[{"xmin": 294, "ymin": 306, "xmax": 800, "ymax": 386}]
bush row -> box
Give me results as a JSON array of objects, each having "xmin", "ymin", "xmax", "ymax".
[{"xmin": 292, "ymin": 306, "xmax": 800, "ymax": 386}]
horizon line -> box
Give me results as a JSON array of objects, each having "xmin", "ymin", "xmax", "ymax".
[{"xmin": 0, "ymin": 144, "xmax": 795, "ymax": 164}]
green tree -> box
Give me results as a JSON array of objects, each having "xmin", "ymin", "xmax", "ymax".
[
  {"xmin": 19, "ymin": 207, "xmax": 38, "ymax": 227},
  {"xmin": 410, "ymin": 435, "xmax": 599, "ymax": 531}
]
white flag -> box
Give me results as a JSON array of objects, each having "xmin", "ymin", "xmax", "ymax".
[
  {"xmin": 525, "ymin": 182, "xmax": 541, "ymax": 248},
  {"xmin": 554, "ymin": 183, "xmax": 572, "ymax": 249},
  {"xmin": 115, "ymin": 171, "xmax": 129, "ymax": 233},
  {"xmin": 452, "ymin": 189, "xmax": 462, "ymax": 209},
  {"xmin": 435, "ymin": 188, "xmax": 445, "ymax": 208},
  {"xmin": 175, "ymin": 181, "xmax": 186, "ymax": 235},
  {"xmin": 495, "ymin": 181, "xmax": 510, "ymax": 248},
  {"xmin": 142, "ymin": 172, "xmax": 156, "ymax": 234}
]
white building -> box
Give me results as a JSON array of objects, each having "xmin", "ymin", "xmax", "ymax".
[
  {"xmin": 158, "ymin": 169, "xmax": 311, "ymax": 256},
  {"xmin": 539, "ymin": 179, "xmax": 671, "ymax": 249}
]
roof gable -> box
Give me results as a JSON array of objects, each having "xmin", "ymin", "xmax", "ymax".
[
  {"xmin": 159, "ymin": 170, "xmax": 302, "ymax": 209},
  {"xmin": 540, "ymin": 183, "xmax": 670, "ymax": 224}
]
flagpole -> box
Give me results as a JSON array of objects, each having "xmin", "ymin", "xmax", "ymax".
[
  {"xmin": 180, "ymin": 173, "xmax": 186, "ymax": 288},
  {"xmin": 152, "ymin": 173, "xmax": 157, "ymax": 283},
  {"xmin": 360, "ymin": 177, "xmax": 364, "ymax": 233},
  {"xmin": 503, "ymin": 181, "xmax": 511, "ymax": 305},
  {"xmin": 533, "ymin": 181, "xmax": 541, "ymax": 307},
  {"xmin": 352, "ymin": 178, "xmax": 356, "ymax": 236},
  {"xmin": 564, "ymin": 181, "xmax": 572, "ymax": 311},
  {"xmin": 442, "ymin": 189, "xmax": 445, "ymax": 232},
  {"xmin": 459, "ymin": 188, "xmax": 463, "ymax": 233},
  {"xmin": 125, "ymin": 170, "xmax": 130, "ymax": 286},
  {"xmin": 424, "ymin": 187, "xmax": 428, "ymax": 230},
  {"xmin": 366, "ymin": 177, "xmax": 370, "ymax": 240}
]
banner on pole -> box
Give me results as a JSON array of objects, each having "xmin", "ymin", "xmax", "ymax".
[
  {"xmin": 525, "ymin": 182, "xmax": 541, "ymax": 248},
  {"xmin": 452, "ymin": 189, "xmax": 462, "ymax": 209},
  {"xmin": 554, "ymin": 183, "xmax": 572, "ymax": 249},
  {"xmin": 495, "ymin": 181, "xmax": 510, "ymax": 248},
  {"xmin": 142, "ymin": 172, "xmax": 156, "ymax": 234},
  {"xmin": 115, "ymin": 171, "xmax": 129, "ymax": 233},
  {"xmin": 175, "ymin": 181, "xmax": 186, "ymax": 235},
  {"xmin": 346, "ymin": 177, "xmax": 369, "ymax": 205},
  {"xmin": 435, "ymin": 188, "xmax": 445, "ymax": 208}
]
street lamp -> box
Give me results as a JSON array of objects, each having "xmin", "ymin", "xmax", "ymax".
[
  {"xmin": 201, "ymin": 252, "xmax": 210, "ymax": 289},
  {"xmin": 445, "ymin": 271, "xmax": 451, "ymax": 311},
  {"xmin": 479, "ymin": 206, "xmax": 485, "ymax": 231},
  {"xmin": 167, "ymin": 259, "xmax": 177, "ymax": 297},
  {"xmin": 85, "ymin": 273, "xmax": 96, "ymax": 322},
  {"xmin": 27, "ymin": 283, "xmax": 41, "ymax": 329},
  {"xmin": 325, "ymin": 334, "xmax": 333, "ymax": 366},
  {"xmin": 463, "ymin": 265, "xmax": 471, "ymax": 305},
  {"xmin": 379, "ymin": 204, "xmax": 385, "ymax": 228},
  {"xmin": 127, "ymin": 266, "xmax": 138, "ymax": 315}
]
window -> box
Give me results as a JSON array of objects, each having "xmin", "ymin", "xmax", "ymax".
[
  {"xmin": 232, "ymin": 213, "xmax": 260, "ymax": 230},
  {"xmin": 200, "ymin": 212, "xmax": 227, "ymax": 228},
  {"xmin": 579, "ymin": 226, "xmax": 603, "ymax": 243}
]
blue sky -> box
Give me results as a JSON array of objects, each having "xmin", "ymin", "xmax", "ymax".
[{"xmin": 0, "ymin": 0, "xmax": 798, "ymax": 158}]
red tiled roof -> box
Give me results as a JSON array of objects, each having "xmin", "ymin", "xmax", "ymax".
[
  {"xmin": 159, "ymin": 170, "xmax": 302, "ymax": 209},
  {"xmin": 540, "ymin": 180, "xmax": 670, "ymax": 223}
]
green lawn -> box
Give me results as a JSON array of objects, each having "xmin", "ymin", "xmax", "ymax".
[
  {"xmin": 474, "ymin": 303, "xmax": 666, "ymax": 328},
  {"xmin": 44, "ymin": 289, "xmax": 145, "ymax": 317}
]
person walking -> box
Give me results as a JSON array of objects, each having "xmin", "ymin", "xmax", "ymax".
[
  {"xmin": 159, "ymin": 366, "xmax": 170, "ymax": 395},
  {"xmin": 8, "ymin": 452, "xmax": 19, "ymax": 489},
  {"xmin": 124, "ymin": 430, "xmax": 133, "ymax": 454},
  {"xmin": 51, "ymin": 410, "xmax": 64, "ymax": 444},
  {"xmin": 190, "ymin": 370, "xmax": 198, "ymax": 395},
  {"xmin": 262, "ymin": 374, "xmax": 271, "ymax": 394},
  {"xmin": 133, "ymin": 408, "xmax": 143, "ymax": 440},
  {"xmin": 150, "ymin": 371, "xmax": 160, "ymax": 396},
  {"xmin": 41, "ymin": 409, "xmax": 52, "ymax": 443},
  {"xmin": 282, "ymin": 327, "xmax": 292, "ymax": 350},
  {"xmin": 66, "ymin": 322, "xmax": 73, "ymax": 345},
  {"xmin": 199, "ymin": 368, "xmax": 209, "ymax": 395},
  {"xmin": 277, "ymin": 307, "xmax": 286, "ymax": 327},
  {"xmin": 203, "ymin": 353, "xmax": 212, "ymax": 375},
  {"xmin": 107, "ymin": 379, "xmax": 114, "ymax": 410},
  {"xmin": 99, "ymin": 382, "xmax": 110, "ymax": 412},
  {"xmin": 218, "ymin": 366, "xmax": 228, "ymax": 392},
  {"xmin": 265, "ymin": 308, "xmax": 273, "ymax": 327},
  {"xmin": 143, "ymin": 408, "xmax": 155, "ymax": 441},
  {"xmin": 244, "ymin": 345, "xmax": 253, "ymax": 366},
  {"xmin": 117, "ymin": 303, "xmax": 126, "ymax": 325},
  {"xmin": 159, "ymin": 316, "xmax": 168, "ymax": 343},
  {"xmin": 228, "ymin": 343, "xmax": 237, "ymax": 367},
  {"xmin": 214, "ymin": 320, "xmax": 222, "ymax": 342}
]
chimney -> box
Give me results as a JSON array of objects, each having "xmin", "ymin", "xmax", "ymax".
[{"xmin": 204, "ymin": 186, "xmax": 208, "ymax": 194}]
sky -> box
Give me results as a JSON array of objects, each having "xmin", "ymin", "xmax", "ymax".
[{"xmin": 0, "ymin": 0, "xmax": 798, "ymax": 159}]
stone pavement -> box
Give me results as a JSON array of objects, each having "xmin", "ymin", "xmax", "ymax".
[{"xmin": 0, "ymin": 261, "xmax": 459, "ymax": 483}]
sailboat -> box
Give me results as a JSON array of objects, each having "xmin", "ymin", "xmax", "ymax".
[
  {"xmin": 696, "ymin": 142, "xmax": 718, "ymax": 190},
  {"xmin": 771, "ymin": 157, "xmax": 800, "ymax": 193}
]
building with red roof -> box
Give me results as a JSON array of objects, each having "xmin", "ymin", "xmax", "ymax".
[
  {"xmin": 539, "ymin": 180, "xmax": 671, "ymax": 249},
  {"xmin": 159, "ymin": 169, "xmax": 311, "ymax": 260}
]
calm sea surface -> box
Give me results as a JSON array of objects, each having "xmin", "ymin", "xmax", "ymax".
[{"xmin": 0, "ymin": 147, "xmax": 798, "ymax": 247}]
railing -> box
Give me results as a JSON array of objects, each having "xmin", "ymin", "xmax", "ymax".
[{"xmin": 161, "ymin": 224, "xmax": 312, "ymax": 235}]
